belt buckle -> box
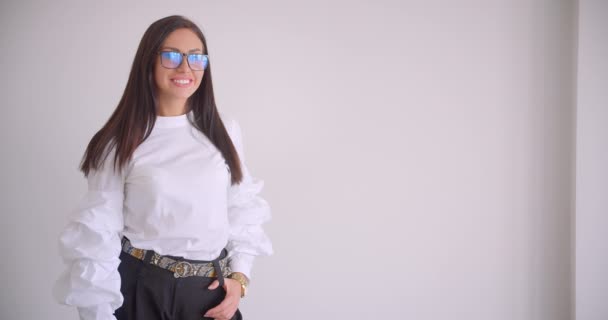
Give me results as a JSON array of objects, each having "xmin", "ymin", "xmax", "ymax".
[{"xmin": 173, "ymin": 261, "xmax": 194, "ymax": 278}]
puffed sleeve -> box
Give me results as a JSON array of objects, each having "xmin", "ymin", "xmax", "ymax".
[
  {"xmin": 225, "ymin": 118, "xmax": 274, "ymax": 280},
  {"xmin": 52, "ymin": 145, "xmax": 126, "ymax": 320}
]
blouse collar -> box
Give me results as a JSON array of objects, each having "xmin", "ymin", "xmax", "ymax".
[{"xmin": 155, "ymin": 110, "xmax": 193, "ymax": 129}]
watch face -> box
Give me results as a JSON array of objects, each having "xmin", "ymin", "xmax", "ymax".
[{"xmin": 229, "ymin": 273, "xmax": 249, "ymax": 286}]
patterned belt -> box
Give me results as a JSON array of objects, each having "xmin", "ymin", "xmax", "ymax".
[{"xmin": 121, "ymin": 237, "xmax": 232, "ymax": 280}]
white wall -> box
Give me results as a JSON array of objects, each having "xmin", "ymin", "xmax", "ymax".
[
  {"xmin": 0, "ymin": 1, "xmax": 579, "ymax": 319},
  {"xmin": 576, "ymin": 1, "xmax": 608, "ymax": 319}
]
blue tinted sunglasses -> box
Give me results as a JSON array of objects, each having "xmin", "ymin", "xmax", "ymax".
[{"xmin": 158, "ymin": 51, "xmax": 209, "ymax": 71}]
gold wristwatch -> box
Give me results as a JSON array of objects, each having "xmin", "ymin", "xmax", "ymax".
[{"xmin": 227, "ymin": 272, "xmax": 249, "ymax": 298}]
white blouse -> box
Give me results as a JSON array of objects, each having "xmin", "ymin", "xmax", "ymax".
[{"xmin": 53, "ymin": 110, "xmax": 273, "ymax": 320}]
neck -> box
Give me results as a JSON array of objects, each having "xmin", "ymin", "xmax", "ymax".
[{"xmin": 157, "ymin": 97, "xmax": 189, "ymax": 116}]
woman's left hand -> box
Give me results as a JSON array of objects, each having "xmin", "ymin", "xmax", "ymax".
[{"xmin": 204, "ymin": 278, "xmax": 242, "ymax": 320}]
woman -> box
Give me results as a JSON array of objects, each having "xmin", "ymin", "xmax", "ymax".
[{"xmin": 53, "ymin": 15, "xmax": 273, "ymax": 320}]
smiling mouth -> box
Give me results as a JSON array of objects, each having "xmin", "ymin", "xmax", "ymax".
[{"xmin": 172, "ymin": 79, "xmax": 192, "ymax": 85}]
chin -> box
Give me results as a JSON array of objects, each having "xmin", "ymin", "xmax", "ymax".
[{"xmin": 171, "ymin": 91, "xmax": 196, "ymax": 99}]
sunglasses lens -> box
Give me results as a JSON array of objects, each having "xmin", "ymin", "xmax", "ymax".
[
  {"xmin": 188, "ymin": 54, "xmax": 208, "ymax": 70},
  {"xmin": 160, "ymin": 51, "xmax": 182, "ymax": 68}
]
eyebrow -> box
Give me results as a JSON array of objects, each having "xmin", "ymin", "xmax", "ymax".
[{"xmin": 161, "ymin": 46, "xmax": 203, "ymax": 53}]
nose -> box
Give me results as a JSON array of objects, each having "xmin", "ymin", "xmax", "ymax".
[{"xmin": 176, "ymin": 55, "xmax": 190, "ymax": 73}]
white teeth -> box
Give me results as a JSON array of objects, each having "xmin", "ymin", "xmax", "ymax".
[{"xmin": 173, "ymin": 79, "xmax": 190, "ymax": 84}]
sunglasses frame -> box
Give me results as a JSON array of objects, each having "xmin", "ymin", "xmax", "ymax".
[{"xmin": 158, "ymin": 50, "xmax": 209, "ymax": 71}]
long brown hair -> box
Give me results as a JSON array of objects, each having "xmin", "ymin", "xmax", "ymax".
[{"xmin": 80, "ymin": 15, "xmax": 243, "ymax": 185}]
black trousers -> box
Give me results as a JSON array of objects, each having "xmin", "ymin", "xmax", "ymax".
[{"xmin": 114, "ymin": 249, "xmax": 243, "ymax": 320}]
